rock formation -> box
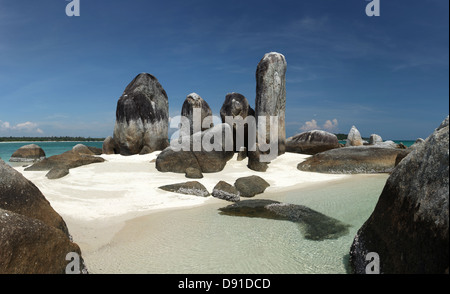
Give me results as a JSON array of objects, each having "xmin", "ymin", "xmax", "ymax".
[
  {"xmin": 0, "ymin": 159, "xmax": 86, "ymax": 274},
  {"xmin": 350, "ymin": 116, "xmax": 449, "ymax": 274},
  {"xmin": 234, "ymin": 175, "xmax": 270, "ymax": 197},
  {"xmin": 9, "ymin": 144, "xmax": 46, "ymax": 162},
  {"xmin": 369, "ymin": 134, "xmax": 383, "ymax": 145},
  {"xmin": 110, "ymin": 73, "xmax": 169, "ymax": 155},
  {"xmin": 255, "ymin": 52, "xmax": 287, "ymax": 156},
  {"xmin": 219, "ymin": 199, "xmax": 350, "ymax": 241},
  {"xmin": 102, "ymin": 136, "xmax": 119, "ymax": 155},
  {"xmin": 346, "ymin": 126, "xmax": 363, "ymax": 147},
  {"xmin": 25, "ymin": 150, "xmax": 105, "ymax": 179},
  {"xmin": 156, "ymin": 123, "xmax": 234, "ymax": 174},
  {"xmin": 297, "ymin": 146, "xmax": 409, "ymax": 174},
  {"xmin": 159, "ymin": 181, "xmax": 210, "ymax": 197},
  {"xmin": 212, "ymin": 181, "xmax": 240, "ymax": 202},
  {"xmin": 180, "ymin": 93, "xmax": 213, "ymax": 136},
  {"xmin": 220, "ymin": 92, "xmax": 256, "ymax": 152},
  {"xmin": 286, "ymin": 130, "xmax": 340, "ymax": 155}
]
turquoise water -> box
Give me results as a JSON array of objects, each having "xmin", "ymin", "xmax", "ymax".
[
  {"xmin": 85, "ymin": 174, "xmax": 389, "ymax": 274},
  {"xmin": 0, "ymin": 141, "xmax": 104, "ymax": 164},
  {"xmin": 338, "ymin": 140, "xmax": 415, "ymax": 147}
]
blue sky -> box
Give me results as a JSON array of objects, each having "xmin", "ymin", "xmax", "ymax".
[{"xmin": 0, "ymin": 0, "xmax": 448, "ymax": 140}]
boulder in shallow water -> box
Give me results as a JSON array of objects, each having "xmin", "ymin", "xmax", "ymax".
[
  {"xmin": 349, "ymin": 116, "xmax": 449, "ymax": 274},
  {"xmin": 219, "ymin": 199, "xmax": 350, "ymax": 241},
  {"xmin": 10, "ymin": 144, "xmax": 46, "ymax": 163}
]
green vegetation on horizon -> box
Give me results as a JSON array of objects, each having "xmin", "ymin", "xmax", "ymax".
[{"xmin": 0, "ymin": 136, "xmax": 105, "ymax": 142}]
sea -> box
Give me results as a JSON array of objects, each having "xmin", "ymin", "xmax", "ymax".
[{"xmin": 0, "ymin": 141, "xmax": 104, "ymax": 165}]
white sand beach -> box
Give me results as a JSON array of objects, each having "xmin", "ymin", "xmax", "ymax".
[{"xmin": 14, "ymin": 152, "xmax": 355, "ymax": 271}]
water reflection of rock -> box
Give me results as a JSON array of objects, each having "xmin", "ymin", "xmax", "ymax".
[{"xmin": 219, "ymin": 199, "xmax": 351, "ymax": 241}]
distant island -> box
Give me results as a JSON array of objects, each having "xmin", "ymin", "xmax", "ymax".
[{"xmin": 0, "ymin": 136, "xmax": 105, "ymax": 142}]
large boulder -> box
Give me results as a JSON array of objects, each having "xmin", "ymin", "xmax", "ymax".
[
  {"xmin": 286, "ymin": 130, "xmax": 340, "ymax": 155},
  {"xmin": 10, "ymin": 144, "xmax": 46, "ymax": 162},
  {"xmin": 349, "ymin": 116, "xmax": 449, "ymax": 274},
  {"xmin": 113, "ymin": 73, "xmax": 169, "ymax": 155},
  {"xmin": 220, "ymin": 92, "xmax": 256, "ymax": 152},
  {"xmin": 1, "ymin": 159, "xmax": 69, "ymax": 235},
  {"xmin": 180, "ymin": 93, "xmax": 213, "ymax": 136},
  {"xmin": 255, "ymin": 52, "xmax": 287, "ymax": 156},
  {"xmin": 0, "ymin": 159, "xmax": 86, "ymax": 274},
  {"xmin": 234, "ymin": 175, "xmax": 270, "ymax": 197},
  {"xmin": 102, "ymin": 136, "xmax": 119, "ymax": 155},
  {"xmin": 346, "ymin": 126, "xmax": 364, "ymax": 147},
  {"xmin": 297, "ymin": 146, "xmax": 409, "ymax": 174},
  {"xmin": 24, "ymin": 150, "xmax": 105, "ymax": 179},
  {"xmin": 219, "ymin": 199, "xmax": 350, "ymax": 241},
  {"xmin": 368, "ymin": 134, "xmax": 383, "ymax": 145},
  {"xmin": 156, "ymin": 123, "xmax": 234, "ymax": 174}
]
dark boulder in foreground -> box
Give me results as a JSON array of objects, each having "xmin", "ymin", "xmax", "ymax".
[
  {"xmin": 1, "ymin": 159, "xmax": 69, "ymax": 235},
  {"xmin": 297, "ymin": 146, "xmax": 410, "ymax": 174},
  {"xmin": 350, "ymin": 116, "xmax": 449, "ymax": 274},
  {"xmin": 286, "ymin": 130, "xmax": 340, "ymax": 155},
  {"xmin": 112, "ymin": 73, "xmax": 170, "ymax": 155},
  {"xmin": 0, "ymin": 159, "xmax": 86, "ymax": 274},
  {"xmin": 234, "ymin": 175, "xmax": 270, "ymax": 197},
  {"xmin": 159, "ymin": 181, "xmax": 210, "ymax": 197},
  {"xmin": 10, "ymin": 144, "xmax": 46, "ymax": 162},
  {"xmin": 212, "ymin": 181, "xmax": 240, "ymax": 202},
  {"xmin": 24, "ymin": 150, "xmax": 105, "ymax": 179},
  {"xmin": 219, "ymin": 199, "xmax": 350, "ymax": 241}
]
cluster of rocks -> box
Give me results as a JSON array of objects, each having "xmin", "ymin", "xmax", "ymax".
[
  {"xmin": 159, "ymin": 175, "xmax": 270, "ymax": 203},
  {"xmin": 0, "ymin": 159, "xmax": 87, "ymax": 274},
  {"xmin": 103, "ymin": 52, "xmax": 287, "ymax": 174}
]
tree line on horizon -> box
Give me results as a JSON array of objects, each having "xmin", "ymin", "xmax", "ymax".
[{"xmin": 0, "ymin": 136, "xmax": 105, "ymax": 142}]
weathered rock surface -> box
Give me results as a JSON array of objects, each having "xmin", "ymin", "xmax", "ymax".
[
  {"xmin": 72, "ymin": 144, "xmax": 94, "ymax": 155},
  {"xmin": 1, "ymin": 159, "xmax": 69, "ymax": 235},
  {"xmin": 185, "ymin": 167, "xmax": 203, "ymax": 179},
  {"xmin": 236, "ymin": 147, "xmax": 247, "ymax": 162},
  {"xmin": 113, "ymin": 73, "xmax": 169, "ymax": 155},
  {"xmin": 286, "ymin": 130, "xmax": 340, "ymax": 155},
  {"xmin": 350, "ymin": 116, "xmax": 449, "ymax": 274},
  {"xmin": 346, "ymin": 126, "xmax": 363, "ymax": 147},
  {"xmin": 369, "ymin": 134, "xmax": 383, "ymax": 145},
  {"xmin": 220, "ymin": 92, "xmax": 256, "ymax": 152},
  {"xmin": 10, "ymin": 144, "xmax": 46, "ymax": 162},
  {"xmin": 410, "ymin": 138, "xmax": 425, "ymax": 150},
  {"xmin": 297, "ymin": 146, "xmax": 409, "ymax": 174},
  {"xmin": 247, "ymin": 143, "xmax": 269, "ymax": 172},
  {"xmin": 0, "ymin": 208, "xmax": 85, "ymax": 274},
  {"xmin": 219, "ymin": 200, "xmax": 350, "ymax": 241},
  {"xmin": 0, "ymin": 159, "xmax": 86, "ymax": 274},
  {"xmin": 159, "ymin": 181, "xmax": 210, "ymax": 197},
  {"xmin": 234, "ymin": 175, "xmax": 270, "ymax": 197},
  {"xmin": 24, "ymin": 150, "xmax": 105, "ymax": 178},
  {"xmin": 180, "ymin": 93, "xmax": 213, "ymax": 136},
  {"xmin": 46, "ymin": 166, "xmax": 70, "ymax": 180},
  {"xmin": 255, "ymin": 52, "xmax": 287, "ymax": 156},
  {"xmin": 102, "ymin": 136, "xmax": 119, "ymax": 155},
  {"xmin": 156, "ymin": 124, "xmax": 234, "ymax": 174},
  {"xmin": 212, "ymin": 181, "xmax": 240, "ymax": 202}
]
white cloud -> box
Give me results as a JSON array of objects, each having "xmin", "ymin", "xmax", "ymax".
[
  {"xmin": 0, "ymin": 120, "xmax": 44, "ymax": 134},
  {"xmin": 300, "ymin": 119, "xmax": 319, "ymax": 131},
  {"xmin": 300, "ymin": 118, "xmax": 339, "ymax": 132}
]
